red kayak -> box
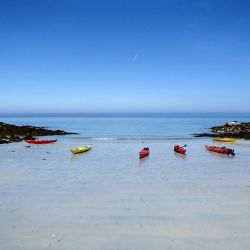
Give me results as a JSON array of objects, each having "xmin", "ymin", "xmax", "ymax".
[
  {"xmin": 205, "ymin": 145, "xmax": 235, "ymax": 155},
  {"xmin": 174, "ymin": 145, "xmax": 186, "ymax": 155},
  {"xmin": 24, "ymin": 139, "xmax": 57, "ymax": 144},
  {"xmin": 139, "ymin": 147, "xmax": 150, "ymax": 159}
]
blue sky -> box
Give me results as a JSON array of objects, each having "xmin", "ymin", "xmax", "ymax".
[{"xmin": 0, "ymin": 0, "xmax": 250, "ymax": 113}]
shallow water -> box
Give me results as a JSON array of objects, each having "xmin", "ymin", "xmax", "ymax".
[
  {"xmin": 1, "ymin": 113, "xmax": 250, "ymax": 140},
  {"xmin": 1, "ymin": 138, "xmax": 250, "ymax": 249}
]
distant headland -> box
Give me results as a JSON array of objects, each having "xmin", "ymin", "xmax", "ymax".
[
  {"xmin": 0, "ymin": 122, "xmax": 76, "ymax": 144},
  {"xmin": 194, "ymin": 121, "xmax": 250, "ymax": 139}
]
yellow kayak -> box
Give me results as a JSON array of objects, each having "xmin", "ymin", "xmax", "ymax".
[
  {"xmin": 71, "ymin": 145, "xmax": 92, "ymax": 154},
  {"xmin": 213, "ymin": 138, "xmax": 238, "ymax": 143}
]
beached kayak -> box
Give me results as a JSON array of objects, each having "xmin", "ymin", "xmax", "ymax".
[
  {"xmin": 213, "ymin": 138, "xmax": 238, "ymax": 142},
  {"xmin": 71, "ymin": 145, "xmax": 92, "ymax": 154},
  {"xmin": 174, "ymin": 145, "xmax": 186, "ymax": 155},
  {"xmin": 24, "ymin": 139, "xmax": 57, "ymax": 144},
  {"xmin": 205, "ymin": 145, "xmax": 235, "ymax": 155},
  {"xmin": 139, "ymin": 148, "xmax": 149, "ymax": 159}
]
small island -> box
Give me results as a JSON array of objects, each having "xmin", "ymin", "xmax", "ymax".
[
  {"xmin": 194, "ymin": 121, "xmax": 250, "ymax": 139},
  {"xmin": 0, "ymin": 122, "xmax": 76, "ymax": 144}
]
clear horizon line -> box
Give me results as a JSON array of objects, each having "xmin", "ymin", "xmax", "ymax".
[
  {"xmin": 1, "ymin": 111, "xmax": 250, "ymax": 114},
  {"xmin": 1, "ymin": 111, "xmax": 250, "ymax": 118}
]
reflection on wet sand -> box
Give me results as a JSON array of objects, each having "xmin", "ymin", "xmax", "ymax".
[
  {"xmin": 174, "ymin": 152, "xmax": 187, "ymax": 160},
  {"xmin": 0, "ymin": 139, "xmax": 250, "ymax": 250},
  {"xmin": 0, "ymin": 171, "xmax": 26, "ymax": 182}
]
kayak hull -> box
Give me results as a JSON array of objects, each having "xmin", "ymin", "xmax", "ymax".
[
  {"xmin": 205, "ymin": 145, "xmax": 235, "ymax": 155},
  {"xmin": 24, "ymin": 139, "xmax": 57, "ymax": 144},
  {"xmin": 213, "ymin": 138, "xmax": 237, "ymax": 142},
  {"xmin": 139, "ymin": 148, "xmax": 149, "ymax": 159},
  {"xmin": 71, "ymin": 145, "xmax": 92, "ymax": 154},
  {"xmin": 174, "ymin": 145, "xmax": 186, "ymax": 155}
]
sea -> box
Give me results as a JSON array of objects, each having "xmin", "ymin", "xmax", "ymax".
[
  {"xmin": 1, "ymin": 113, "xmax": 250, "ymax": 249},
  {"xmin": 1, "ymin": 112, "xmax": 250, "ymax": 141}
]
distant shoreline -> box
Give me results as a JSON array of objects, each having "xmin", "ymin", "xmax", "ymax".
[{"xmin": 1, "ymin": 112, "xmax": 250, "ymax": 118}]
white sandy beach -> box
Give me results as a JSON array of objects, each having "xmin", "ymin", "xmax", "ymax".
[{"xmin": 1, "ymin": 138, "xmax": 250, "ymax": 250}]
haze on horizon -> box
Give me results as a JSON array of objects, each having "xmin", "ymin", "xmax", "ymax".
[{"xmin": 1, "ymin": 0, "xmax": 250, "ymax": 113}]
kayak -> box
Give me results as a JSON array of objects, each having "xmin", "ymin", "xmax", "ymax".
[
  {"xmin": 24, "ymin": 139, "xmax": 57, "ymax": 144},
  {"xmin": 213, "ymin": 138, "xmax": 237, "ymax": 142},
  {"xmin": 71, "ymin": 145, "xmax": 92, "ymax": 154},
  {"xmin": 174, "ymin": 145, "xmax": 186, "ymax": 155},
  {"xmin": 139, "ymin": 148, "xmax": 149, "ymax": 159},
  {"xmin": 205, "ymin": 145, "xmax": 235, "ymax": 155}
]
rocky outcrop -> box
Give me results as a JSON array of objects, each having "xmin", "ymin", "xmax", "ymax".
[
  {"xmin": 0, "ymin": 122, "xmax": 76, "ymax": 144},
  {"xmin": 194, "ymin": 122, "xmax": 250, "ymax": 139}
]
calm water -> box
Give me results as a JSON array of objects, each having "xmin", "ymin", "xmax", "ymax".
[{"xmin": 1, "ymin": 113, "xmax": 250, "ymax": 140}]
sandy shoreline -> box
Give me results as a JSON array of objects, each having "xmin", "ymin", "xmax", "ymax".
[{"xmin": 1, "ymin": 139, "xmax": 250, "ymax": 249}]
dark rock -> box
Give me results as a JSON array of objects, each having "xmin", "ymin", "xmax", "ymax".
[
  {"xmin": 194, "ymin": 122, "xmax": 250, "ymax": 139},
  {"xmin": 0, "ymin": 121, "xmax": 77, "ymax": 144},
  {"xmin": 193, "ymin": 133, "xmax": 217, "ymax": 138},
  {"xmin": 23, "ymin": 133, "xmax": 36, "ymax": 140}
]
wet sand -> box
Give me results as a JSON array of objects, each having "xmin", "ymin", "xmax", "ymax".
[{"xmin": 1, "ymin": 138, "xmax": 250, "ymax": 249}]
